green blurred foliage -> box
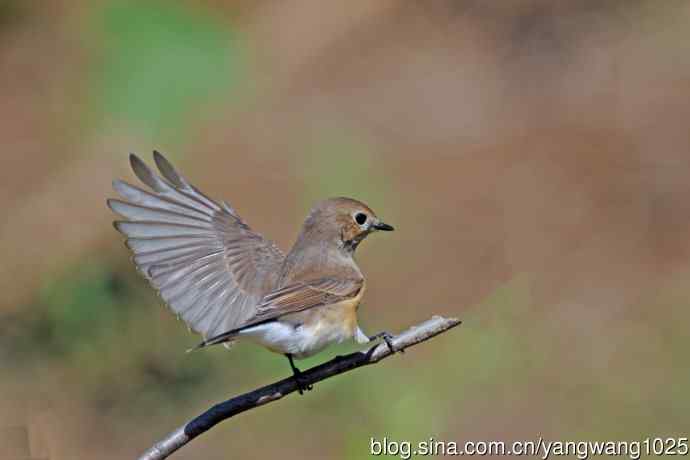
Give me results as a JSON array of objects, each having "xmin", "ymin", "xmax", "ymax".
[
  {"xmin": 4, "ymin": 264, "xmax": 129, "ymax": 362},
  {"xmin": 94, "ymin": 1, "xmax": 246, "ymax": 146},
  {"xmin": 2, "ymin": 262, "xmax": 223, "ymax": 421}
]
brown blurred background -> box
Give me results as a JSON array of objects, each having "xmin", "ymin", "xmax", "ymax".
[{"xmin": 1, "ymin": 1, "xmax": 689, "ymax": 459}]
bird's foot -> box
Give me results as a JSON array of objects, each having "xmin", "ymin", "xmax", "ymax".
[
  {"xmin": 293, "ymin": 370, "xmax": 313, "ymax": 395},
  {"xmin": 369, "ymin": 331, "xmax": 402, "ymax": 354}
]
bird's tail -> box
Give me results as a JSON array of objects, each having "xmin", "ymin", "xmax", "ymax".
[{"xmin": 186, "ymin": 330, "xmax": 239, "ymax": 353}]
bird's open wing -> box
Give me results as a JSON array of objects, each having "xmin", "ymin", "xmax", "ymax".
[
  {"xmin": 248, "ymin": 277, "xmax": 364, "ymax": 324},
  {"xmin": 108, "ymin": 152, "xmax": 285, "ymax": 339}
]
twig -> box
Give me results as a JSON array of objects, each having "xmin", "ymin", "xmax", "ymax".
[{"xmin": 137, "ymin": 315, "xmax": 462, "ymax": 460}]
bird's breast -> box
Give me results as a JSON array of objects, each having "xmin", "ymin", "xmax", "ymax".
[{"xmin": 309, "ymin": 296, "xmax": 360, "ymax": 339}]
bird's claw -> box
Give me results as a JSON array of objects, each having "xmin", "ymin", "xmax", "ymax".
[
  {"xmin": 369, "ymin": 331, "xmax": 402, "ymax": 354},
  {"xmin": 294, "ymin": 374, "xmax": 313, "ymax": 395},
  {"xmin": 295, "ymin": 376, "xmax": 314, "ymax": 395}
]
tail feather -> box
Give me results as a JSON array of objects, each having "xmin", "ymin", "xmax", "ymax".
[{"xmin": 186, "ymin": 329, "xmax": 238, "ymax": 353}]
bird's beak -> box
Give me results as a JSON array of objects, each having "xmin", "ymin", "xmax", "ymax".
[{"xmin": 373, "ymin": 221, "xmax": 394, "ymax": 231}]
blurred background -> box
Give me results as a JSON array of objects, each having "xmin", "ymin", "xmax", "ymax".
[{"xmin": 1, "ymin": 1, "xmax": 689, "ymax": 458}]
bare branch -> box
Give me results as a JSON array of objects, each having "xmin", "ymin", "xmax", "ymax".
[{"xmin": 137, "ymin": 315, "xmax": 462, "ymax": 460}]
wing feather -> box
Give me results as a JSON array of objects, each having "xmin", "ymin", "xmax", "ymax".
[
  {"xmin": 109, "ymin": 199, "xmax": 212, "ymax": 226},
  {"xmin": 113, "ymin": 180, "xmax": 211, "ymax": 220},
  {"xmin": 108, "ymin": 152, "xmax": 284, "ymax": 338},
  {"xmin": 126, "ymin": 237, "xmax": 216, "ymax": 254},
  {"xmin": 247, "ymin": 277, "xmax": 363, "ymax": 324}
]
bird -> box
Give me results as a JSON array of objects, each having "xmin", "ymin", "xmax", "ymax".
[{"xmin": 107, "ymin": 152, "xmax": 396, "ymax": 393}]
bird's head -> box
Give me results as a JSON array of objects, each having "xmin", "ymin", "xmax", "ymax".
[{"xmin": 303, "ymin": 197, "xmax": 394, "ymax": 252}]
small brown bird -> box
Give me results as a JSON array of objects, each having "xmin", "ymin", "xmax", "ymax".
[{"xmin": 107, "ymin": 152, "xmax": 395, "ymax": 392}]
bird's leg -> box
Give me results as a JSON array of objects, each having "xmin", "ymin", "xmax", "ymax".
[
  {"xmin": 368, "ymin": 331, "xmax": 402, "ymax": 354},
  {"xmin": 285, "ymin": 353, "xmax": 313, "ymax": 395}
]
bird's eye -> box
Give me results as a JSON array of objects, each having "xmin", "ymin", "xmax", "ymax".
[{"xmin": 354, "ymin": 212, "xmax": 367, "ymax": 225}]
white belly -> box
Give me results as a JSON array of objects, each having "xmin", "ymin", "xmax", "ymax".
[{"xmin": 238, "ymin": 319, "xmax": 354, "ymax": 359}]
